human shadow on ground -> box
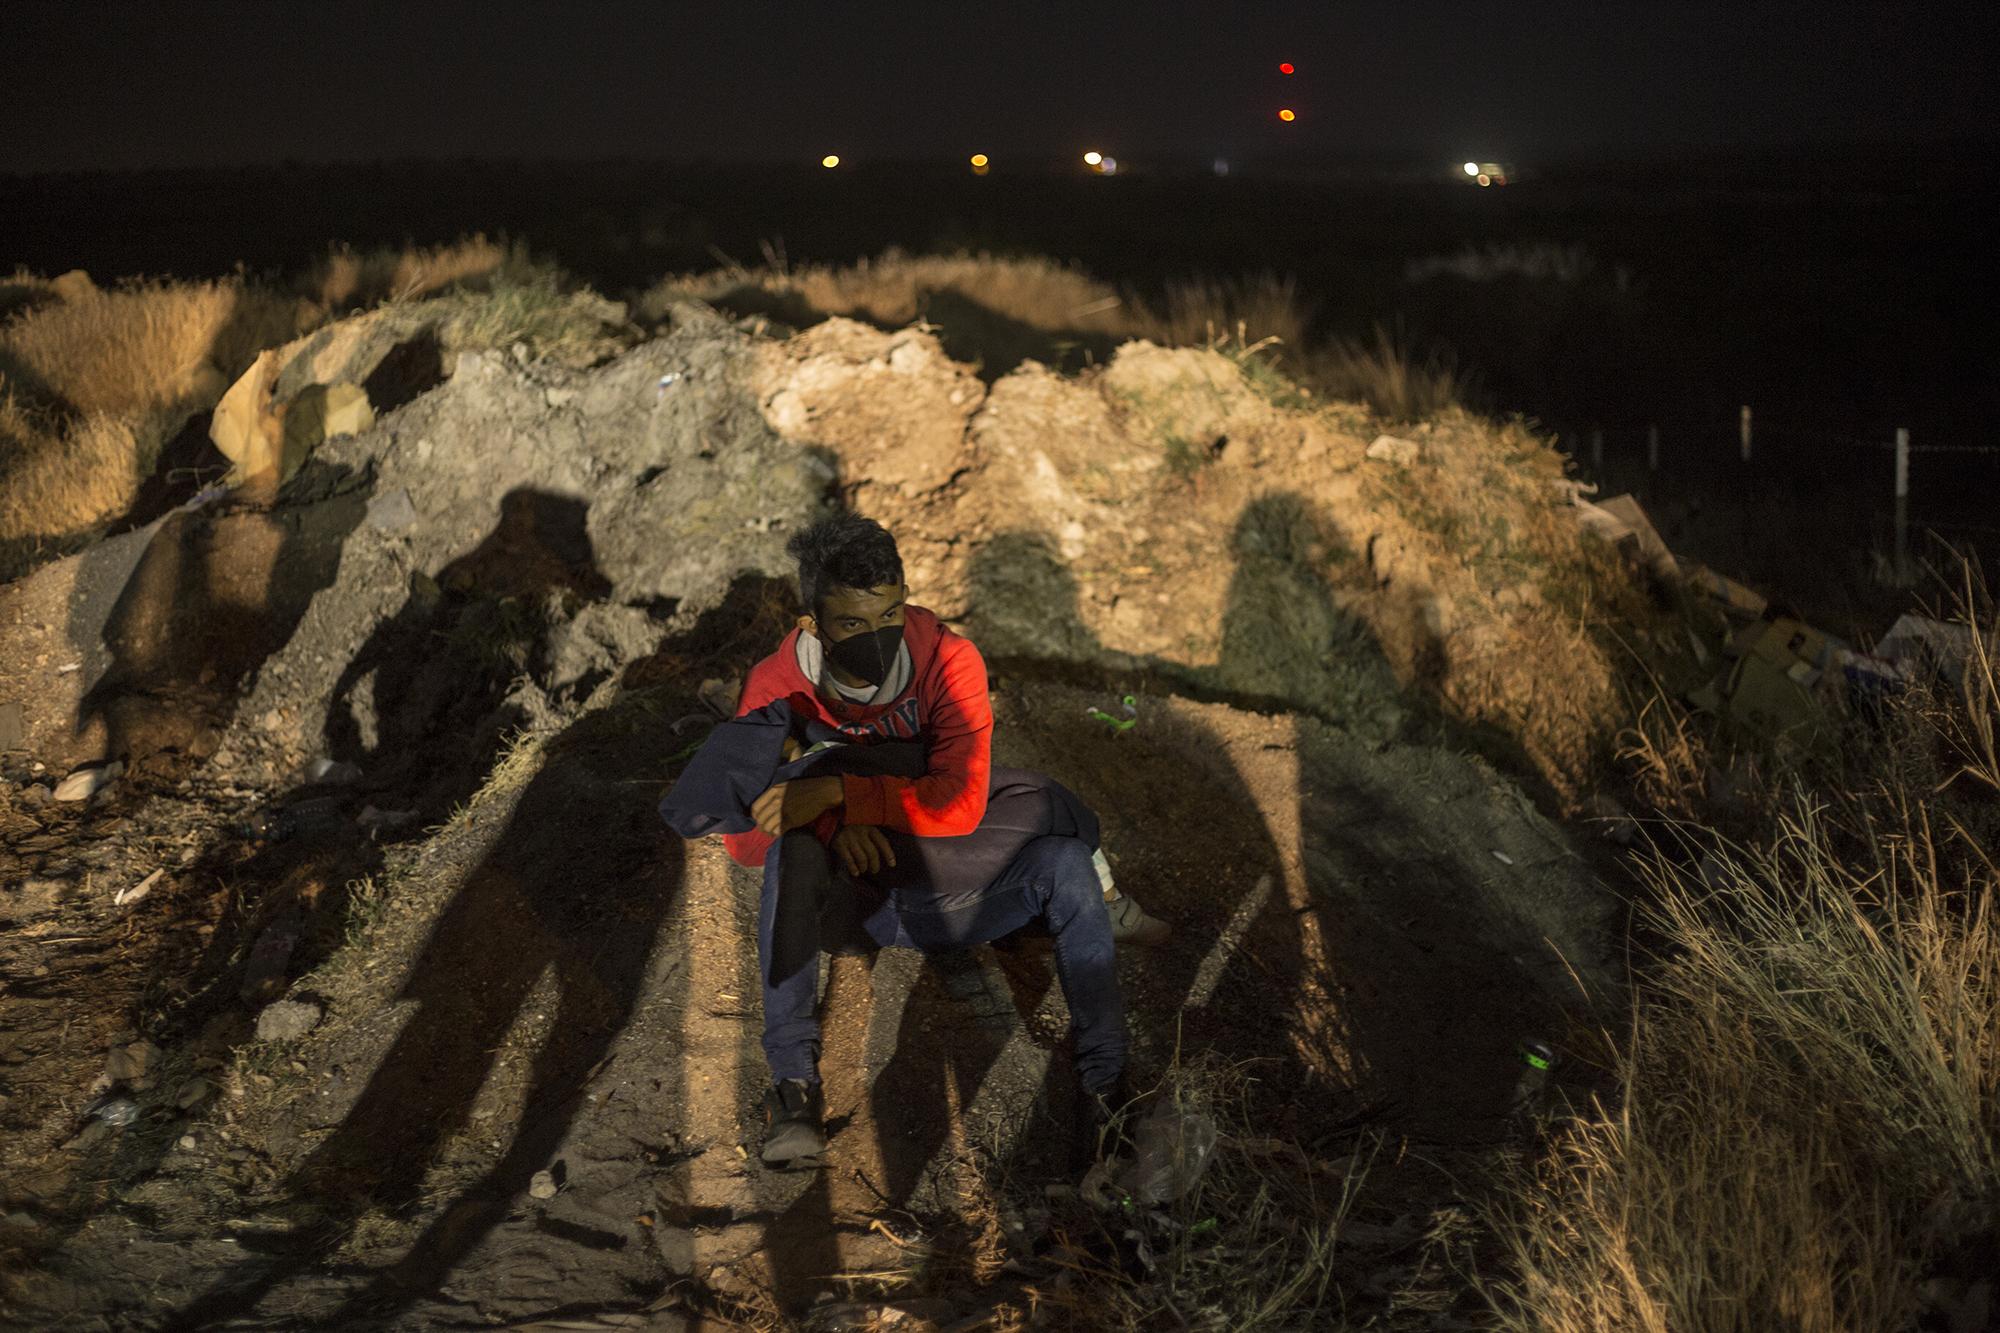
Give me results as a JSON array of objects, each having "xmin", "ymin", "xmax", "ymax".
[
  {"xmin": 73, "ymin": 474, "xmax": 366, "ymax": 784},
  {"xmin": 162, "ymin": 576, "xmax": 805, "ymax": 1329},
  {"xmin": 963, "ymin": 507, "xmax": 1566, "ymax": 1146},
  {"xmin": 959, "ymin": 526, "xmax": 1335, "ymax": 1136}
]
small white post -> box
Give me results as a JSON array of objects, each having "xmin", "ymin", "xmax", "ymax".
[
  {"xmin": 1894, "ymin": 426, "xmax": 1910, "ymax": 580},
  {"xmin": 1647, "ymin": 423, "xmax": 1659, "ymax": 472},
  {"xmin": 1740, "ymin": 405, "xmax": 1752, "ymax": 462},
  {"xmin": 1590, "ymin": 427, "xmax": 1603, "ymax": 474}
]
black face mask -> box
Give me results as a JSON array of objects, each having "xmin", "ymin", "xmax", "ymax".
[{"xmin": 823, "ymin": 623, "xmax": 904, "ymax": 688}]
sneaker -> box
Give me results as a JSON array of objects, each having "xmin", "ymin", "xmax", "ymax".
[
  {"xmin": 759, "ymin": 1079, "xmax": 827, "ymax": 1166},
  {"xmin": 1106, "ymin": 893, "xmax": 1171, "ymax": 947}
]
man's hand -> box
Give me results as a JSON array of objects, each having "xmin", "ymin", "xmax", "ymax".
[
  {"xmin": 751, "ymin": 775, "xmax": 844, "ymax": 837},
  {"xmin": 831, "ymin": 824, "xmax": 897, "ymax": 878}
]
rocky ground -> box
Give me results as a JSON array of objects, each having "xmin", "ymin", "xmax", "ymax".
[{"xmin": 0, "ymin": 294, "xmax": 1639, "ymax": 1329}]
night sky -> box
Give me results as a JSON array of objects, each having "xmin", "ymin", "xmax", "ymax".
[{"xmin": 4, "ymin": 1, "xmax": 1995, "ymax": 172}]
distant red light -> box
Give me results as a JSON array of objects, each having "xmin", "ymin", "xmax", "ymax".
[{"xmin": 1279, "ymin": 62, "xmax": 1295, "ymax": 74}]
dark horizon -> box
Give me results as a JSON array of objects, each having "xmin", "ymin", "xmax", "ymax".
[{"xmin": 5, "ymin": 1, "xmax": 1995, "ymax": 174}]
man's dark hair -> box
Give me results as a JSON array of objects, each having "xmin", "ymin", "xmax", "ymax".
[{"xmin": 786, "ymin": 513, "xmax": 903, "ymax": 616}]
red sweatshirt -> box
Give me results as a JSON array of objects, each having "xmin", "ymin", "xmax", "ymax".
[{"xmin": 721, "ymin": 605, "xmax": 992, "ymax": 868}]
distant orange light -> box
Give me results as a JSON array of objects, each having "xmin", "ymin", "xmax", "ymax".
[
  {"xmin": 969, "ymin": 153, "xmax": 989, "ymax": 168},
  {"xmin": 1278, "ymin": 108, "xmax": 1296, "ymax": 122},
  {"xmin": 1279, "ymin": 62, "xmax": 1295, "ymax": 74}
]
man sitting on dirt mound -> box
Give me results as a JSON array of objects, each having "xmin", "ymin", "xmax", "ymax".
[{"xmin": 668, "ymin": 513, "xmax": 1167, "ymax": 1167}]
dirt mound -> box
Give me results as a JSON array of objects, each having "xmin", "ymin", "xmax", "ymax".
[
  {"xmin": 0, "ymin": 292, "xmax": 1629, "ymax": 1326},
  {"xmin": 753, "ymin": 324, "xmax": 1626, "ymax": 797}
]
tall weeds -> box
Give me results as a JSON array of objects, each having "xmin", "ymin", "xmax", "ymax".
[{"xmin": 1489, "ymin": 581, "xmax": 2000, "ymax": 1332}]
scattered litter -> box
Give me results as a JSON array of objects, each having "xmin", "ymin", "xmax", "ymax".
[
  {"xmin": 528, "ymin": 1169, "xmax": 560, "ymax": 1200},
  {"xmin": 1876, "ymin": 613, "xmax": 1981, "ymax": 681},
  {"xmin": 1681, "ymin": 562, "xmax": 1769, "ymax": 618},
  {"xmin": 1577, "ymin": 494, "xmax": 1677, "ymax": 580},
  {"xmin": 1490, "ymin": 850, "xmax": 1515, "ymax": 866},
  {"xmin": 1510, "ymin": 1038, "xmax": 1556, "ymax": 1118},
  {"xmin": 115, "ymin": 869, "xmax": 163, "ymax": 907},
  {"xmin": 87, "ymin": 1097, "xmax": 139, "ymax": 1128},
  {"xmin": 1365, "ymin": 434, "xmax": 1421, "ymax": 466},
  {"xmin": 53, "ymin": 761, "xmax": 121, "ymax": 802},
  {"xmin": 255, "ymin": 1000, "xmax": 323, "ymax": 1043},
  {"xmin": 656, "ymin": 372, "xmax": 682, "ymax": 400},
  {"xmin": 1690, "ymin": 613, "xmax": 1848, "ymax": 743},
  {"xmin": 1112, "ymin": 1100, "xmax": 1219, "ymax": 1206},
  {"xmin": 1087, "ymin": 694, "xmax": 1140, "ymax": 735},
  {"xmin": 56, "ymin": 662, "xmax": 81, "ymax": 675}
]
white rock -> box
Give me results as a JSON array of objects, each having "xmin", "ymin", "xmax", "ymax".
[
  {"xmin": 1365, "ymin": 434, "xmax": 1421, "ymax": 466},
  {"xmin": 54, "ymin": 762, "xmax": 122, "ymax": 802},
  {"xmin": 255, "ymin": 1000, "xmax": 323, "ymax": 1042},
  {"xmin": 528, "ymin": 1169, "xmax": 559, "ymax": 1200}
]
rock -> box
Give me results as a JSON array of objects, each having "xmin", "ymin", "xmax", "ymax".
[
  {"xmin": 365, "ymin": 486, "xmax": 418, "ymax": 533},
  {"xmin": 18, "ymin": 783, "xmax": 50, "ymax": 808},
  {"xmin": 255, "ymin": 1000, "xmax": 323, "ymax": 1042},
  {"xmin": 0, "ymin": 700, "xmax": 23, "ymax": 751},
  {"xmin": 174, "ymin": 1077, "xmax": 216, "ymax": 1109},
  {"xmin": 104, "ymin": 1040, "xmax": 160, "ymax": 1081},
  {"xmin": 528, "ymin": 1169, "xmax": 559, "ymax": 1200},
  {"xmin": 54, "ymin": 761, "xmax": 122, "ymax": 802},
  {"xmin": 305, "ymin": 757, "xmax": 362, "ymax": 785},
  {"xmin": 1365, "ymin": 434, "xmax": 1421, "ymax": 466}
]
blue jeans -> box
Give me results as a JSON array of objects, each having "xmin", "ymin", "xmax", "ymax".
[{"xmin": 758, "ymin": 829, "xmax": 1127, "ymax": 1093}]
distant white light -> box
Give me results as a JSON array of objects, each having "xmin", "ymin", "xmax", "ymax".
[
  {"xmin": 821, "ymin": 154, "xmax": 840, "ymax": 168},
  {"xmin": 1083, "ymin": 150, "xmax": 1103, "ymax": 166},
  {"xmin": 1099, "ymin": 156, "xmax": 1118, "ymax": 175},
  {"xmin": 1463, "ymin": 161, "xmax": 1479, "ymax": 176},
  {"xmin": 1212, "ymin": 157, "xmax": 1230, "ymax": 176}
]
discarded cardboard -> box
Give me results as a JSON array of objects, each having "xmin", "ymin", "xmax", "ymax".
[
  {"xmin": 284, "ymin": 382, "xmax": 374, "ymax": 457},
  {"xmin": 209, "ymin": 349, "xmax": 286, "ymax": 483},
  {"xmin": 1876, "ymin": 614, "xmax": 1982, "ymax": 681},
  {"xmin": 1577, "ymin": 493, "xmax": 1679, "ymax": 582}
]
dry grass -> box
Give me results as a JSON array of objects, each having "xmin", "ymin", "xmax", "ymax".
[
  {"xmin": 1309, "ymin": 324, "xmax": 1473, "ymax": 423},
  {"xmin": 0, "ymin": 277, "xmax": 313, "ymax": 567},
  {"xmin": 1491, "ymin": 804, "xmax": 1999, "ymax": 1332},
  {"xmin": 640, "ymin": 252, "xmax": 1321, "ymax": 386},
  {"xmin": 0, "ymin": 238, "xmax": 593, "ymax": 580},
  {"xmin": 1490, "ymin": 584, "xmax": 2000, "ymax": 1332},
  {"xmin": 638, "ymin": 250, "xmax": 1126, "ymax": 334},
  {"xmin": 1029, "ymin": 1058, "xmax": 1381, "ymax": 1330},
  {"xmin": 305, "ymin": 234, "xmax": 520, "ymax": 311}
]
